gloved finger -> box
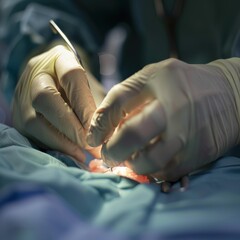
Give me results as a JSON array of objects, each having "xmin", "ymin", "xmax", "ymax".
[
  {"xmin": 55, "ymin": 50, "xmax": 96, "ymax": 130},
  {"xmin": 86, "ymin": 71, "xmax": 106, "ymax": 107},
  {"xmin": 87, "ymin": 64, "xmax": 157, "ymax": 147},
  {"xmin": 26, "ymin": 113, "xmax": 86, "ymax": 162},
  {"xmin": 31, "ymin": 73, "xmax": 86, "ymax": 147},
  {"xmin": 179, "ymin": 175, "xmax": 189, "ymax": 191},
  {"xmin": 159, "ymin": 175, "xmax": 189, "ymax": 193},
  {"xmin": 125, "ymin": 136, "xmax": 183, "ymax": 181},
  {"xmin": 161, "ymin": 181, "xmax": 172, "ymax": 193},
  {"xmin": 101, "ymin": 100, "xmax": 166, "ymax": 166}
]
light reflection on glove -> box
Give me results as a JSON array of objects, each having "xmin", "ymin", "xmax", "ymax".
[
  {"xmin": 13, "ymin": 45, "xmax": 101, "ymax": 162},
  {"xmin": 87, "ymin": 58, "xmax": 240, "ymax": 181}
]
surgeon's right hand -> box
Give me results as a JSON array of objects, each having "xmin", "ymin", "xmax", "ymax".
[
  {"xmin": 87, "ymin": 58, "xmax": 240, "ymax": 181},
  {"xmin": 12, "ymin": 45, "xmax": 101, "ymax": 162}
]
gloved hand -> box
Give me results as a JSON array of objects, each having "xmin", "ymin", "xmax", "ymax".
[
  {"xmin": 12, "ymin": 45, "xmax": 102, "ymax": 162},
  {"xmin": 87, "ymin": 58, "xmax": 240, "ymax": 181}
]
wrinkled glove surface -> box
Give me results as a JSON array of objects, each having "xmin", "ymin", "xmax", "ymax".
[{"xmin": 13, "ymin": 45, "xmax": 101, "ymax": 162}]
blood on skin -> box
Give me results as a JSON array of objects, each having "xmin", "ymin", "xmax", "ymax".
[{"xmin": 89, "ymin": 159, "xmax": 150, "ymax": 183}]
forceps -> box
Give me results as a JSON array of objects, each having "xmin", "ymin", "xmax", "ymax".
[
  {"xmin": 49, "ymin": 20, "xmax": 90, "ymax": 171},
  {"xmin": 49, "ymin": 19, "xmax": 84, "ymax": 67}
]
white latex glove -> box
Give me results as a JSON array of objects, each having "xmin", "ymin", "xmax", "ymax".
[
  {"xmin": 87, "ymin": 58, "xmax": 240, "ymax": 181},
  {"xmin": 12, "ymin": 45, "xmax": 102, "ymax": 162}
]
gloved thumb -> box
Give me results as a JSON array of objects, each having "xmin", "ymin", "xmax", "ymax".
[{"xmin": 86, "ymin": 64, "xmax": 157, "ymax": 147}]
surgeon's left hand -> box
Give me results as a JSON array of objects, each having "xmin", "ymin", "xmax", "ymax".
[
  {"xmin": 87, "ymin": 58, "xmax": 240, "ymax": 181},
  {"xmin": 12, "ymin": 45, "xmax": 102, "ymax": 162}
]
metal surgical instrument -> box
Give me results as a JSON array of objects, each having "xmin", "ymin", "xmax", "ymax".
[{"xmin": 49, "ymin": 19, "xmax": 84, "ymax": 67}]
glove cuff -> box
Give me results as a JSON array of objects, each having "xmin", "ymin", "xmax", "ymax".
[{"xmin": 209, "ymin": 58, "xmax": 240, "ymax": 144}]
